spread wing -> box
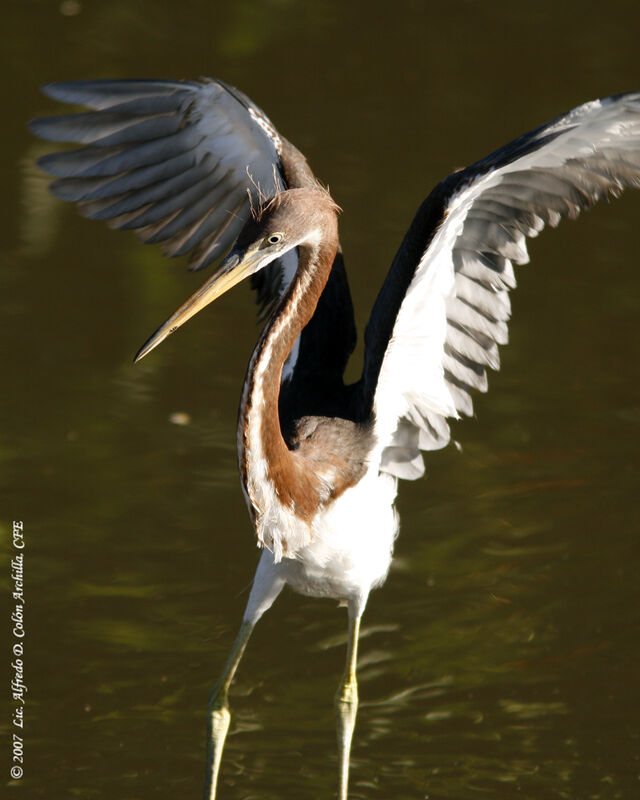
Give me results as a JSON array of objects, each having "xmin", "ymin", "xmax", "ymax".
[
  {"xmin": 30, "ymin": 78, "xmax": 357, "ymax": 385},
  {"xmin": 360, "ymin": 93, "xmax": 640, "ymax": 480},
  {"xmin": 29, "ymin": 79, "xmax": 288, "ymax": 271}
]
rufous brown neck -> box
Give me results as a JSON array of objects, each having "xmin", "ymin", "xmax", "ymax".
[{"xmin": 238, "ymin": 231, "xmax": 339, "ymax": 531}]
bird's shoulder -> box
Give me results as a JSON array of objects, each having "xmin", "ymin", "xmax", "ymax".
[{"xmin": 287, "ymin": 415, "xmax": 375, "ymax": 493}]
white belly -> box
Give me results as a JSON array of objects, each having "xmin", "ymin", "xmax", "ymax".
[{"xmin": 243, "ymin": 469, "xmax": 399, "ymax": 623}]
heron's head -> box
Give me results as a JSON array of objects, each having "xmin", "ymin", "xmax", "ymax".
[{"xmin": 134, "ymin": 187, "xmax": 339, "ymax": 362}]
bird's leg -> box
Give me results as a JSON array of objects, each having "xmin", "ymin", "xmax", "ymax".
[
  {"xmin": 203, "ymin": 619, "xmax": 254, "ymax": 800},
  {"xmin": 336, "ymin": 612, "xmax": 361, "ymax": 800}
]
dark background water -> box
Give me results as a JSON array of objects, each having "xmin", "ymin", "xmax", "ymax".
[{"xmin": 3, "ymin": 1, "xmax": 640, "ymax": 798}]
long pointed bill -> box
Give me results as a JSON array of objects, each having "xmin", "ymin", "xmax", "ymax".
[{"xmin": 134, "ymin": 246, "xmax": 261, "ymax": 362}]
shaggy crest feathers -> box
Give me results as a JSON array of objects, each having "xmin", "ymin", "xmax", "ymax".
[
  {"xmin": 255, "ymin": 183, "xmax": 341, "ymax": 221},
  {"xmin": 246, "ymin": 164, "xmax": 281, "ymax": 219}
]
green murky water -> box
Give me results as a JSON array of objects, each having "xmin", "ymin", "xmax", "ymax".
[{"xmin": 3, "ymin": 1, "xmax": 640, "ymax": 798}]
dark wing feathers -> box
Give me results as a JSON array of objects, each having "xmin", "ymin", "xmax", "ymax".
[
  {"xmin": 39, "ymin": 79, "xmax": 197, "ymax": 107},
  {"xmin": 364, "ymin": 93, "xmax": 640, "ymax": 480},
  {"xmin": 50, "ymin": 151, "xmax": 202, "ymax": 203},
  {"xmin": 31, "ymin": 109, "xmax": 187, "ymax": 146},
  {"xmin": 30, "ymin": 77, "xmax": 358, "ymax": 388},
  {"xmin": 29, "ymin": 78, "xmax": 285, "ymax": 274}
]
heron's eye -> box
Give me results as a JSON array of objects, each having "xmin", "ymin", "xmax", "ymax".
[{"xmin": 265, "ymin": 232, "xmax": 284, "ymax": 246}]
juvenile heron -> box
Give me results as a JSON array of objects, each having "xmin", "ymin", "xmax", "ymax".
[{"xmin": 31, "ymin": 81, "xmax": 640, "ymax": 798}]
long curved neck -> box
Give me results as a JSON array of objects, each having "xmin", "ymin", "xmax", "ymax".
[
  {"xmin": 238, "ymin": 235, "xmax": 338, "ymax": 549},
  {"xmin": 249, "ymin": 235, "xmax": 337, "ymax": 411}
]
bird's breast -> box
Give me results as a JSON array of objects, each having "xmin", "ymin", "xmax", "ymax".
[
  {"xmin": 275, "ymin": 468, "xmax": 400, "ymax": 610},
  {"xmin": 239, "ymin": 360, "xmax": 376, "ymax": 561}
]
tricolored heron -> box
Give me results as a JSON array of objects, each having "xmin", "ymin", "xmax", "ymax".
[{"xmin": 31, "ymin": 81, "xmax": 640, "ymax": 798}]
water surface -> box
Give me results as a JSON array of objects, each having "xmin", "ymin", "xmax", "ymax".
[{"xmin": 3, "ymin": 2, "xmax": 640, "ymax": 798}]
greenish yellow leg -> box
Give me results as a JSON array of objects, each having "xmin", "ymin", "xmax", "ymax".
[
  {"xmin": 203, "ymin": 620, "xmax": 254, "ymax": 800},
  {"xmin": 336, "ymin": 614, "xmax": 361, "ymax": 800}
]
